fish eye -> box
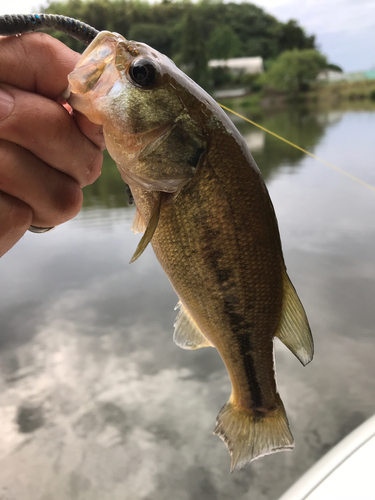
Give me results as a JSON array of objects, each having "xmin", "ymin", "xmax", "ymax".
[{"xmin": 129, "ymin": 58, "xmax": 157, "ymax": 88}]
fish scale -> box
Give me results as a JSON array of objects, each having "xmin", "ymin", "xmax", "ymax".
[{"xmin": 145, "ymin": 131, "xmax": 282, "ymax": 410}]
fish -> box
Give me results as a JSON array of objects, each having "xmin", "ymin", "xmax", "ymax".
[{"xmin": 65, "ymin": 30, "xmax": 314, "ymax": 471}]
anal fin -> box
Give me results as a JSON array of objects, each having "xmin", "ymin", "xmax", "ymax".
[
  {"xmin": 173, "ymin": 302, "xmax": 213, "ymax": 350},
  {"xmin": 275, "ymin": 272, "xmax": 314, "ymax": 366}
]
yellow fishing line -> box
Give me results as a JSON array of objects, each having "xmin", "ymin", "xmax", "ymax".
[{"xmin": 219, "ymin": 103, "xmax": 375, "ymax": 193}]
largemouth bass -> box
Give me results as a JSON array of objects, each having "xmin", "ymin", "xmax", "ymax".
[
  {"xmin": 0, "ymin": 14, "xmax": 313, "ymax": 469},
  {"xmin": 65, "ymin": 31, "xmax": 313, "ymax": 471}
]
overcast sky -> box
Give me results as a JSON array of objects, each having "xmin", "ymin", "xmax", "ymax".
[
  {"xmin": 252, "ymin": 0, "xmax": 375, "ymax": 72},
  {"xmin": 0, "ymin": 0, "xmax": 374, "ymax": 72}
]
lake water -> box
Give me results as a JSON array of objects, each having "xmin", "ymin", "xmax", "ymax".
[{"xmin": 1, "ymin": 102, "xmax": 375, "ymax": 500}]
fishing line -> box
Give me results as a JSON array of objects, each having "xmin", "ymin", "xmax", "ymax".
[{"xmin": 219, "ymin": 103, "xmax": 375, "ymax": 193}]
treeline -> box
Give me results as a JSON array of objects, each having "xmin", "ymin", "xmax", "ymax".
[{"xmin": 44, "ymin": 0, "xmax": 317, "ymax": 89}]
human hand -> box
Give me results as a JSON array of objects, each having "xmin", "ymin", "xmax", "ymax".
[{"xmin": 0, "ymin": 32, "xmax": 104, "ymax": 257}]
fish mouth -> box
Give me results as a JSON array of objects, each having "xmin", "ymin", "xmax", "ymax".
[
  {"xmin": 67, "ymin": 31, "xmax": 124, "ymax": 96},
  {"xmin": 65, "ymin": 31, "xmax": 134, "ymax": 124}
]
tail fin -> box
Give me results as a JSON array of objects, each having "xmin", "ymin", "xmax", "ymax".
[{"xmin": 213, "ymin": 394, "xmax": 294, "ymax": 472}]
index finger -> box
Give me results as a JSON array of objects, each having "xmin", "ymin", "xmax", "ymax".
[{"xmin": 0, "ymin": 32, "xmax": 80, "ymax": 99}]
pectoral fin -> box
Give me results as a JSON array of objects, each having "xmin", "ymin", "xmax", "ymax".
[
  {"xmin": 131, "ymin": 208, "xmax": 146, "ymax": 234},
  {"xmin": 275, "ymin": 272, "xmax": 313, "ymax": 366},
  {"xmin": 129, "ymin": 193, "xmax": 165, "ymax": 263},
  {"xmin": 173, "ymin": 302, "xmax": 213, "ymax": 349}
]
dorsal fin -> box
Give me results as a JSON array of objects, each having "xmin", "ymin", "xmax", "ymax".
[
  {"xmin": 130, "ymin": 193, "xmax": 166, "ymax": 263},
  {"xmin": 173, "ymin": 302, "xmax": 213, "ymax": 350},
  {"xmin": 275, "ymin": 272, "xmax": 314, "ymax": 366}
]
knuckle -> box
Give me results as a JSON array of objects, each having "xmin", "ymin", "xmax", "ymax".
[
  {"xmin": 25, "ymin": 32, "xmax": 61, "ymax": 66},
  {"xmin": 84, "ymin": 149, "xmax": 103, "ymax": 186},
  {"xmin": 10, "ymin": 198, "xmax": 33, "ymax": 231},
  {"xmin": 11, "ymin": 200, "xmax": 33, "ymax": 232},
  {"xmin": 53, "ymin": 177, "xmax": 83, "ymax": 223}
]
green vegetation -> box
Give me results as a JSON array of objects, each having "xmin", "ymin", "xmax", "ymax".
[
  {"xmin": 82, "ymin": 151, "xmax": 129, "ymax": 208},
  {"xmin": 44, "ymin": 0, "xmax": 317, "ymax": 90},
  {"xmin": 250, "ymin": 107, "xmax": 326, "ymax": 179},
  {"xmin": 260, "ymin": 49, "xmax": 328, "ymax": 93},
  {"xmin": 309, "ymin": 79, "xmax": 375, "ymax": 103},
  {"xmin": 43, "ymin": 0, "xmax": 374, "ymax": 113}
]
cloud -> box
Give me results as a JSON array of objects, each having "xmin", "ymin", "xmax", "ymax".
[
  {"xmin": 253, "ymin": 0, "xmax": 375, "ymax": 71},
  {"xmin": 257, "ymin": 0, "xmax": 375, "ymax": 34},
  {"xmin": 1, "ymin": 300, "xmax": 374, "ymax": 499}
]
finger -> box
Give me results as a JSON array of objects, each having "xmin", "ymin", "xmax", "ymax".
[
  {"xmin": 0, "ymin": 85, "xmax": 102, "ymax": 187},
  {"xmin": 0, "ymin": 32, "xmax": 80, "ymax": 99},
  {"xmin": 0, "ymin": 140, "xmax": 83, "ymax": 228},
  {"xmin": 57, "ymin": 99, "xmax": 106, "ymax": 151},
  {"xmin": 73, "ymin": 111, "xmax": 106, "ymax": 151},
  {"xmin": 0, "ymin": 191, "xmax": 32, "ymax": 257},
  {"xmin": 0, "ymin": 33, "xmax": 105, "ymax": 164}
]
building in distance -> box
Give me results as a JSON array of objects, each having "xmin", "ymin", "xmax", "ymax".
[{"xmin": 209, "ymin": 57, "xmax": 264, "ymax": 75}]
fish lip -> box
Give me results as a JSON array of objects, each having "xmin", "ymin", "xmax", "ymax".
[
  {"xmin": 67, "ymin": 32, "xmax": 121, "ymax": 96},
  {"xmin": 82, "ymin": 30, "xmax": 125, "ymax": 60}
]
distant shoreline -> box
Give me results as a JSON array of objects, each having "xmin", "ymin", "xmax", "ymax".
[{"xmin": 217, "ymin": 79, "xmax": 375, "ymax": 115}]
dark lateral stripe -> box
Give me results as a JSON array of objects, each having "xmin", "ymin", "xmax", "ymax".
[
  {"xmin": 242, "ymin": 349, "xmax": 264, "ymax": 409},
  {"xmin": 193, "ymin": 166, "xmax": 267, "ymax": 408},
  {"xmin": 224, "ymin": 299, "xmax": 265, "ymax": 408}
]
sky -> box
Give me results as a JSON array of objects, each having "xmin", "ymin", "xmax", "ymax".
[
  {"xmin": 0, "ymin": 0, "xmax": 374, "ymax": 72},
  {"xmin": 252, "ymin": 0, "xmax": 375, "ymax": 72}
]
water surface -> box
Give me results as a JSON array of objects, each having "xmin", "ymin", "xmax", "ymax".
[{"xmin": 1, "ymin": 103, "xmax": 375, "ymax": 500}]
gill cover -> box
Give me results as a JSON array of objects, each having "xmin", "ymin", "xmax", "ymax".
[
  {"xmin": 66, "ymin": 31, "xmax": 206, "ymax": 195},
  {"xmin": 66, "ymin": 30, "xmax": 207, "ymax": 259}
]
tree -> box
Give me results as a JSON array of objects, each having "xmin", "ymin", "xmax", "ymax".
[
  {"xmin": 43, "ymin": 0, "xmax": 327, "ymax": 91},
  {"xmin": 261, "ymin": 49, "xmax": 328, "ymax": 93},
  {"xmin": 327, "ymin": 63, "xmax": 343, "ymax": 73},
  {"xmin": 207, "ymin": 25, "xmax": 241, "ymax": 60},
  {"xmin": 277, "ymin": 20, "xmax": 316, "ymax": 53},
  {"xmin": 44, "ymin": 0, "xmax": 318, "ymax": 63},
  {"xmin": 174, "ymin": 8, "xmax": 212, "ymax": 91},
  {"xmin": 128, "ymin": 23, "xmax": 173, "ymax": 57}
]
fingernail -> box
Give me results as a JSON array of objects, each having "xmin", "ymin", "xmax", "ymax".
[{"xmin": 0, "ymin": 88, "xmax": 14, "ymax": 121}]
